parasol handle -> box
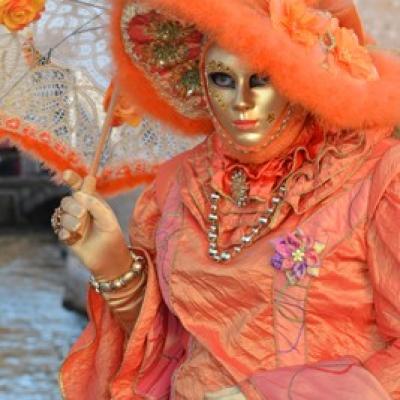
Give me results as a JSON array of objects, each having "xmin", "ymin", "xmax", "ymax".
[{"xmin": 81, "ymin": 83, "xmax": 121, "ymax": 194}]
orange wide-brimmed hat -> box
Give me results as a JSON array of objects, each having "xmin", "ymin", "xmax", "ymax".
[{"xmin": 110, "ymin": 0, "xmax": 400, "ymax": 135}]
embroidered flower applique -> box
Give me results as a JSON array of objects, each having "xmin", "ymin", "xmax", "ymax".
[
  {"xmin": 332, "ymin": 27, "xmax": 378, "ymax": 80},
  {"xmin": 269, "ymin": 0, "xmax": 378, "ymax": 81},
  {"xmin": 271, "ymin": 229, "xmax": 325, "ymax": 285},
  {"xmin": 270, "ymin": 0, "xmax": 330, "ymax": 47}
]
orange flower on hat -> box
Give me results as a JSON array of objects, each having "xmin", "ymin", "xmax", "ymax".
[
  {"xmin": 270, "ymin": 0, "xmax": 330, "ymax": 47},
  {"xmin": 0, "ymin": 0, "xmax": 45, "ymax": 32},
  {"xmin": 333, "ymin": 27, "xmax": 378, "ymax": 80}
]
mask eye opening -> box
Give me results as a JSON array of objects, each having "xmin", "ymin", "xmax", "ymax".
[
  {"xmin": 208, "ymin": 72, "xmax": 236, "ymax": 89},
  {"xmin": 249, "ymin": 74, "xmax": 269, "ymax": 88}
]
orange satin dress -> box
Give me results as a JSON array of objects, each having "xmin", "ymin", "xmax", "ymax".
[{"xmin": 60, "ymin": 124, "xmax": 400, "ymax": 400}]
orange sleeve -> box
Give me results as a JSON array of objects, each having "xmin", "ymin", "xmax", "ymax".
[
  {"xmin": 95, "ymin": 183, "xmax": 163, "ymax": 334},
  {"xmin": 129, "ymin": 182, "xmax": 161, "ymax": 253},
  {"xmin": 59, "ymin": 183, "xmax": 165, "ymax": 400},
  {"xmin": 365, "ymin": 173, "xmax": 400, "ymax": 399}
]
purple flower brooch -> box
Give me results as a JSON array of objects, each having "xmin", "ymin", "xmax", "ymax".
[{"xmin": 271, "ymin": 229, "xmax": 325, "ymax": 285}]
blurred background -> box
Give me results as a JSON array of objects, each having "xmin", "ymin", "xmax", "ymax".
[{"xmin": 0, "ymin": 0, "xmax": 398, "ymax": 399}]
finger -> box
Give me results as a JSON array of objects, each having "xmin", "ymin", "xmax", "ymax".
[
  {"xmin": 74, "ymin": 191, "xmax": 114, "ymax": 223},
  {"xmin": 60, "ymin": 213, "xmax": 81, "ymax": 232},
  {"xmin": 81, "ymin": 175, "xmax": 97, "ymax": 194},
  {"xmin": 60, "ymin": 196, "xmax": 86, "ymax": 218},
  {"xmin": 63, "ymin": 170, "xmax": 83, "ymax": 190},
  {"xmin": 58, "ymin": 228, "xmax": 82, "ymax": 247},
  {"xmin": 58, "ymin": 228, "xmax": 71, "ymax": 242}
]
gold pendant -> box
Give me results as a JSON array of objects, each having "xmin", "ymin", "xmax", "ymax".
[{"xmin": 231, "ymin": 168, "xmax": 249, "ymax": 208}]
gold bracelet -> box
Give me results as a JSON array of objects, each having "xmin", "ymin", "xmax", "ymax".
[{"xmin": 89, "ymin": 247, "xmax": 145, "ymax": 294}]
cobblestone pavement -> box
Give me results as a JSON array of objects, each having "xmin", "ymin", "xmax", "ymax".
[{"xmin": 0, "ymin": 233, "xmax": 87, "ymax": 400}]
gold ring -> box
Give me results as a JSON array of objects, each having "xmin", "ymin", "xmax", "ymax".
[
  {"xmin": 61, "ymin": 230, "xmax": 83, "ymax": 246},
  {"xmin": 51, "ymin": 207, "xmax": 63, "ymax": 235},
  {"xmin": 52, "ymin": 207, "xmax": 83, "ymax": 246}
]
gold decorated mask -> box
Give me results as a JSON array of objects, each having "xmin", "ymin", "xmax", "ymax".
[{"xmin": 204, "ymin": 44, "xmax": 289, "ymax": 149}]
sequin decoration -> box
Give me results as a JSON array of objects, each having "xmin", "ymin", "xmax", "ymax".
[{"xmin": 121, "ymin": 3, "xmax": 208, "ymax": 118}]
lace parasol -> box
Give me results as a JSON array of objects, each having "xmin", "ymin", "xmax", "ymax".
[{"xmin": 0, "ymin": 0, "xmax": 202, "ymax": 195}]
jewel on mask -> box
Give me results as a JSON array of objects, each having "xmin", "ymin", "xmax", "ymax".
[
  {"xmin": 206, "ymin": 60, "xmax": 233, "ymax": 75},
  {"xmin": 261, "ymin": 104, "xmax": 294, "ymax": 149},
  {"xmin": 210, "ymin": 89, "xmax": 226, "ymax": 109},
  {"xmin": 267, "ymin": 112, "xmax": 276, "ymax": 124}
]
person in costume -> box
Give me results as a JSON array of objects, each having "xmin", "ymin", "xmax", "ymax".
[{"xmin": 53, "ymin": 0, "xmax": 400, "ymax": 399}]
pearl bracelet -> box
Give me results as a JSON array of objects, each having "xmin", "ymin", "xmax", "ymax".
[{"xmin": 89, "ymin": 247, "xmax": 145, "ymax": 294}]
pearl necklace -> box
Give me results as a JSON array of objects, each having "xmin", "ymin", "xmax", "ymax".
[{"xmin": 207, "ymin": 184, "xmax": 287, "ymax": 262}]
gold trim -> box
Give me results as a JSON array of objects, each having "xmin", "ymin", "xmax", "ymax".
[{"xmin": 120, "ymin": 2, "xmax": 209, "ymax": 119}]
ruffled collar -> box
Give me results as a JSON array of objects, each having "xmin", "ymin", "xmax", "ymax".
[
  {"xmin": 209, "ymin": 129, "xmax": 319, "ymax": 203},
  {"xmin": 182, "ymin": 120, "xmax": 392, "ymax": 221},
  {"xmin": 179, "ymin": 118, "xmax": 393, "ymax": 244},
  {"xmin": 284, "ymin": 125, "xmax": 393, "ymax": 214}
]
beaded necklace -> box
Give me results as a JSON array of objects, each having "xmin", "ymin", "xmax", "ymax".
[{"xmin": 207, "ymin": 183, "xmax": 287, "ymax": 263}]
